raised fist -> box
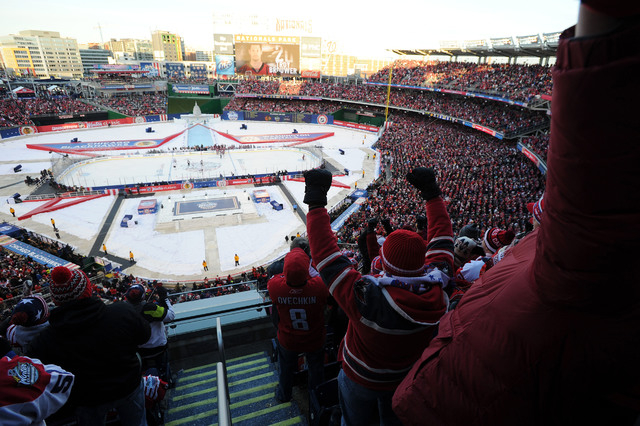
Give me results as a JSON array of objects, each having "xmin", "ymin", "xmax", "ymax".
[
  {"xmin": 304, "ymin": 169, "xmax": 333, "ymax": 206},
  {"xmin": 406, "ymin": 167, "xmax": 441, "ymax": 201}
]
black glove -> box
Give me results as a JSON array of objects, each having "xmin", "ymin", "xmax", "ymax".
[
  {"xmin": 381, "ymin": 218, "xmax": 393, "ymax": 235},
  {"xmin": 406, "ymin": 167, "xmax": 441, "ymax": 201},
  {"xmin": 304, "ymin": 169, "xmax": 333, "ymax": 206},
  {"xmin": 367, "ymin": 218, "xmax": 378, "ymax": 232},
  {"xmin": 416, "ymin": 215, "xmax": 427, "ymax": 230}
]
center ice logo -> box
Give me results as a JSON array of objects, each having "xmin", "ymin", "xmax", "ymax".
[{"xmin": 197, "ymin": 202, "xmax": 217, "ymax": 209}]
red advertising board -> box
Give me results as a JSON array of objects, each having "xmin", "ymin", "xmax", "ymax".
[
  {"xmin": 37, "ymin": 118, "xmax": 134, "ymax": 133},
  {"xmin": 333, "ymin": 120, "xmax": 379, "ymax": 132},
  {"xmin": 471, "ymin": 123, "xmax": 497, "ymax": 137},
  {"xmin": 301, "ymin": 70, "xmax": 321, "ymax": 78}
]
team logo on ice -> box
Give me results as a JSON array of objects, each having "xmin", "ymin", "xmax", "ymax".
[
  {"xmin": 317, "ymin": 114, "xmax": 328, "ymax": 125},
  {"xmin": 197, "ymin": 202, "xmax": 217, "ymax": 209},
  {"xmin": 8, "ymin": 361, "xmax": 40, "ymax": 386},
  {"xmin": 135, "ymin": 141, "xmax": 156, "ymax": 147},
  {"xmin": 239, "ymin": 136, "xmax": 260, "ymax": 143}
]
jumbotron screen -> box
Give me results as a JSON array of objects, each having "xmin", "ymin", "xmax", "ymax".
[{"xmin": 234, "ymin": 35, "xmax": 300, "ymax": 76}]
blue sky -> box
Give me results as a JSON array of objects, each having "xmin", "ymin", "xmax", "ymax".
[{"xmin": 0, "ymin": 0, "xmax": 579, "ymax": 55}]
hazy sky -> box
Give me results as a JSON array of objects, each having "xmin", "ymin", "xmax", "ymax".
[{"xmin": 0, "ymin": 0, "xmax": 579, "ymax": 55}]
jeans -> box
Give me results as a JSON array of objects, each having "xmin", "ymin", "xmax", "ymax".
[
  {"xmin": 275, "ymin": 340, "xmax": 324, "ymax": 402},
  {"xmin": 337, "ymin": 369, "xmax": 402, "ymax": 426},
  {"xmin": 75, "ymin": 378, "xmax": 147, "ymax": 426}
]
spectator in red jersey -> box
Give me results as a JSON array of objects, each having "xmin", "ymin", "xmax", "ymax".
[
  {"xmin": 304, "ymin": 167, "xmax": 454, "ymax": 426},
  {"xmin": 267, "ymin": 247, "xmax": 329, "ymax": 402}
]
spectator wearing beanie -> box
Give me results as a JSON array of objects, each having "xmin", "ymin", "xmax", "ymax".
[
  {"xmin": 5, "ymin": 295, "xmax": 49, "ymax": 354},
  {"xmin": 303, "ymin": 167, "xmax": 454, "ymax": 426},
  {"xmin": 27, "ymin": 266, "xmax": 151, "ymax": 425},
  {"xmin": 482, "ymin": 227, "xmax": 515, "ymax": 255},
  {"xmin": 125, "ymin": 283, "xmax": 175, "ymax": 384},
  {"xmin": 267, "ymin": 248, "xmax": 329, "ymax": 402}
]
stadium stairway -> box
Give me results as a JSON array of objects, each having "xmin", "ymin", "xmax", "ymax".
[{"xmin": 165, "ymin": 350, "xmax": 306, "ymax": 426}]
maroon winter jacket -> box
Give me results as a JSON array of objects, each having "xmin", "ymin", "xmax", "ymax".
[{"xmin": 393, "ymin": 23, "xmax": 640, "ymax": 425}]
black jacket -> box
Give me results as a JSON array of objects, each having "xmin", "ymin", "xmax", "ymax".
[{"xmin": 27, "ymin": 297, "xmax": 151, "ymax": 407}]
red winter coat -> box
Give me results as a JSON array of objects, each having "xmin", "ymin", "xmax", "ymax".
[
  {"xmin": 308, "ymin": 197, "xmax": 454, "ymax": 391},
  {"xmin": 393, "ymin": 23, "xmax": 640, "ymax": 425}
]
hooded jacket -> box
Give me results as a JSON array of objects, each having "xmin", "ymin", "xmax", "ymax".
[
  {"xmin": 27, "ymin": 297, "xmax": 151, "ymax": 408},
  {"xmin": 267, "ymin": 248, "xmax": 329, "ymax": 353},
  {"xmin": 307, "ymin": 196, "xmax": 454, "ymax": 391},
  {"xmin": 392, "ymin": 22, "xmax": 640, "ymax": 425}
]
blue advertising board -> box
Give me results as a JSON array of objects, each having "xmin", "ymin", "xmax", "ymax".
[
  {"xmin": 0, "ymin": 236, "xmax": 79, "ymax": 269},
  {"xmin": 215, "ymin": 55, "xmax": 235, "ymax": 76}
]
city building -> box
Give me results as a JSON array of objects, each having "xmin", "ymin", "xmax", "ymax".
[
  {"xmin": 107, "ymin": 38, "xmax": 153, "ymax": 61},
  {"xmin": 151, "ymin": 31, "xmax": 184, "ymax": 62},
  {"xmin": 79, "ymin": 46, "xmax": 112, "ymax": 76},
  {"xmin": 0, "ymin": 45, "xmax": 35, "ymax": 77},
  {"xmin": 0, "ymin": 30, "xmax": 83, "ymax": 78}
]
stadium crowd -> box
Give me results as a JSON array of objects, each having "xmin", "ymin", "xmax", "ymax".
[
  {"xmin": 521, "ymin": 131, "xmax": 550, "ymax": 160},
  {"xmin": 230, "ymin": 80, "xmax": 548, "ymax": 135},
  {"xmin": 0, "ymin": 96, "xmax": 100, "ymax": 128},
  {"xmin": 367, "ymin": 60, "xmax": 553, "ymax": 102},
  {"xmin": 333, "ymin": 113, "xmax": 544, "ymax": 246},
  {"xmin": 96, "ymin": 93, "xmax": 167, "ymax": 117}
]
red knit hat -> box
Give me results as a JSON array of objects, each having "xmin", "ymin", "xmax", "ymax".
[
  {"xmin": 380, "ymin": 229, "xmax": 426, "ymax": 277},
  {"xmin": 50, "ymin": 266, "xmax": 92, "ymax": 305},
  {"xmin": 483, "ymin": 228, "xmax": 515, "ymax": 254},
  {"xmin": 284, "ymin": 248, "xmax": 310, "ymax": 287},
  {"xmin": 526, "ymin": 195, "xmax": 545, "ymax": 225}
]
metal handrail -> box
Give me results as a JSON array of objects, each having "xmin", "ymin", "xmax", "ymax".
[{"xmin": 216, "ymin": 317, "xmax": 232, "ymax": 426}]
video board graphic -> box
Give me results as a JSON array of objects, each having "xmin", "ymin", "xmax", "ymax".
[{"xmin": 234, "ymin": 35, "xmax": 300, "ymax": 76}]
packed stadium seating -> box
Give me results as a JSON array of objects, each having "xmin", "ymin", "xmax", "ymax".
[
  {"xmin": 367, "ymin": 60, "xmax": 553, "ymax": 102},
  {"xmin": 95, "ymin": 93, "xmax": 167, "ymax": 117},
  {"xmin": 0, "ymin": 96, "xmax": 101, "ymax": 128},
  {"xmin": 230, "ymin": 80, "xmax": 549, "ymax": 136}
]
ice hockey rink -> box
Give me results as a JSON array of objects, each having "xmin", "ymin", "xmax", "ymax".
[{"xmin": 0, "ymin": 118, "xmax": 380, "ymax": 280}]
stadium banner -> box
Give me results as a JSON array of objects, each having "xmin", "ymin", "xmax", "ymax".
[
  {"xmin": 333, "ymin": 120, "xmax": 379, "ymax": 132},
  {"xmin": 517, "ymin": 142, "xmax": 547, "ymax": 174},
  {"xmin": 0, "ymin": 223, "xmax": 23, "ymax": 238},
  {"xmin": 189, "ymin": 64, "xmax": 208, "ymax": 80},
  {"xmin": 133, "ymin": 183, "xmax": 183, "ymax": 194},
  {"xmin": 234, "ymin": 35, "xmax": 300, "ymax": 76},
  {"xmin": 0, "ymin": 235, "xmax": 79, "ymax": 269},
  {"xmin": 173, "ymin": 84, "xmax": 210, "ymax": 95},
  {"xmin": 222, "ymin": 111, "xmax": 245, "ymax": 121},
  {"xmin": 234, "ymin": 93, "xmax": 322, "ymax": 101},
  {"xmin": 363, "ymin": 81, "xmax": 529, "ymax": 107},
  {"xmin": 140, "ymin": 62, "xmax": 161, "ymax": 77},
  {"xmin": 99, "ymin": 84, "xmax": 153, "ymax": 90},
  {"xmin": 166, "ymin": 63, "xmax": 186, "ymax": 79},
  {"xmin": 214, "ymin": 34, "xmax": 234, "ymax": 55},
  {"xmin": 93, "ymin": 64, "xmax": 140, "ymax": 71},
  {"xmin": 331, "ymin": 197, "xmax": 366, "ymax": 232},
  {"xmin": 215, "ymin": 55, "xmax": 235, "ymax": 76},
  {"xmin": 35, "ymin": 118, "xmax": 135, "ymax": 133},
  {"xmin": 300, "ymin": 69, "xmax": 321, "ymax": 78},
  {"xmin": 222, "ymin": 110, "xmax": 332, "ymax": 125},
  {"xmin": 301, "ymin": 37, "xmax": 322, "ymax": 58},
  {"xmin": 215, "ymin": 130, "xmax": 334, "ymax": 144},
  {"xmin": 0, "ymin": 127, "xmax": 21, "ymax": 139}
]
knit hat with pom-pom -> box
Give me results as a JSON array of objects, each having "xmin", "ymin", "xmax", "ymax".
[{"xmin": 50, "ymin": 266, "xmax": 92, "ymax": 305}]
